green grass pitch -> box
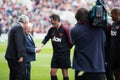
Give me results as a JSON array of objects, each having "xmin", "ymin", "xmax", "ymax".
[{"xmin": 0, "ymin": 39, "xmax": 74, "ymax": 80}]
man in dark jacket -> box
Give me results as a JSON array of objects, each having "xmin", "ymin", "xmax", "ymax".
[
  {"xmin": 39, "ymin": 14, "xmax": 72, "ymax": 80},
  {"xmin": 70, "ymin": 8, "xmax": 106, "ymax": 80},
  {"xmin": 24, "ymin": 23, "xmax": 40, "ymax": 80},
  {"xmin": 110, "ymin": 7, "xmax": 120, "ymax": 80},
  {"xmin": 5, "ymin": 15, "xmax": 29, "ymax": 80}
]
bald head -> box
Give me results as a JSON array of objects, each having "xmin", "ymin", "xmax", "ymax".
[{"xmin": 25, "ymin": 23, "xmax": 33, "ymax": 35}]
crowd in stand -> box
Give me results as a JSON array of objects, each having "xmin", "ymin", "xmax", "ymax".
[{"xmin": 0, "ymin": 0, "xmax": 119, "ymax": 34}]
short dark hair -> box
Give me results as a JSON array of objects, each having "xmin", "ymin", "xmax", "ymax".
[
  {"xmin": 75, "ymin": 8, "xmax": 89, "ymax": 23},
  {"xmin": 49, "ymin": 14, "xmax": 60, "ymax": 22},
  {"xmin": 111, "ymin": 7, "xmax": 120, "ymax": 15}
]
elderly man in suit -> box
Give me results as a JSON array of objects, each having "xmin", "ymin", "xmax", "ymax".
[
  {"xmin": 5, "ymin": 15, "xmax": 29, "ymax": 80},
  {"xmin": 24, "ymin": 23, "xmax": 40, "ymax": 80}
]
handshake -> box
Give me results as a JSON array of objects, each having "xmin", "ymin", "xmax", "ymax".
[
  {"xmin": 35, "ymin": 44, "xmax": 44, "ymax": 53},
  {"xmin": 35, "ymin": 47, "xmax": 41, "ymax": 53}
]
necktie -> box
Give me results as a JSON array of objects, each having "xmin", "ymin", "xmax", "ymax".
[{"xmin": 28, "ymin": 34, "xmax": 32, "ymax": 41}]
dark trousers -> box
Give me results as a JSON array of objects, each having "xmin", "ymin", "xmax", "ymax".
[
  {"xmin": 105, "ymin": 63, "xmax": 114, "ymax": 80},
  {"xmin": 26, "ymin": 62, "xmax": 31, "ymax": 80},
  {"xmin": 75, "ymin": 70, "xmax": 105, "ymax": 80},
  {"xmin": 7, "ymin": 59, "xmax": 26, "ymax": 80}
]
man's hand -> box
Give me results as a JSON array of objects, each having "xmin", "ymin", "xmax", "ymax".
[
  {"xmin": 18, "ymin": 57, "xmax": 23, "ymax": 62},
  {"xmin": 35, "ymin": 47, "xmax": 41, "ymax": 53},
  {"xmin": 35, "ymin": 44, "xmax": 44, "ymax": 53}
]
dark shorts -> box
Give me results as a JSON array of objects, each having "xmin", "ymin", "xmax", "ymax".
[
  {"xmin": 51, "ymin": 50, "xmax": 71, "ymax": 69},
  {"xmin": 75, "ymin": 70, "xmax": 105, "ymax": 80}
]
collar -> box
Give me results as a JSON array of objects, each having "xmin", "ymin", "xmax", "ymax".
[{"xmin": 18, "ymin": 22, "xmax": 24, "ymax": 28}]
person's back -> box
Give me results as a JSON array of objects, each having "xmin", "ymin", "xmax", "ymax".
[
  {"xmin": 71, "ymin": 23, "xmax": 105, "ymax": 72},
  {"xmin": 70, "ymin": 8, "xmax": 105, "ymax": 80},
  {"xmin": 5, "ymin": 24, "xmax": 26, "ymax": 60},
  {"xmin": 5, "ymin": 14, "xmax": 29, "ymax": 80}
]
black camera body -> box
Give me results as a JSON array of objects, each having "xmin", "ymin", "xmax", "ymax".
[{"xmin": 92, "ymin": 5, "xmax": 106, "ymax": 27}]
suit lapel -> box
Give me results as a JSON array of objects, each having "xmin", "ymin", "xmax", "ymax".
[
  {"xmin": 27, "ymin": 35, "xmax": 34, "ymax": 45},
  {"xmin": 29, "ymin": 35, "xmax": 35, "ymax": 45}
]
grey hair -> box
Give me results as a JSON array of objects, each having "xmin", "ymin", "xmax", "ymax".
[{"xmin": 18, "ymin": 15, "xmax": 29, "ymax": 23}]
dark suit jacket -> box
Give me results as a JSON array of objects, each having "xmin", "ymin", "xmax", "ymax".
[
  {"xmin": 5, "ymin": 23, "xmax": 26, "ymax": 60},
  {"xmin": 25, "ymin": 34, "xmax": 36, "ymax": 62}
]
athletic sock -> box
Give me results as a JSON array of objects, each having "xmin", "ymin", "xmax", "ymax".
[
  {"xmin": 64, "ymin": 77, "xmax": 69, "ymax": 80},
  {"xmin": 51, "ymin": 76, "xmax": 58, "ymax": 80}
]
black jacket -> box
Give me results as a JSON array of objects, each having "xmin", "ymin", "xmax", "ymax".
[
  {"xmin": 42, "ymin": 24, "xmax": 71, "ymax": 52},
  {"xmin": 5, "ymin": 23, "xmax": 26, "ymax": 60}
]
